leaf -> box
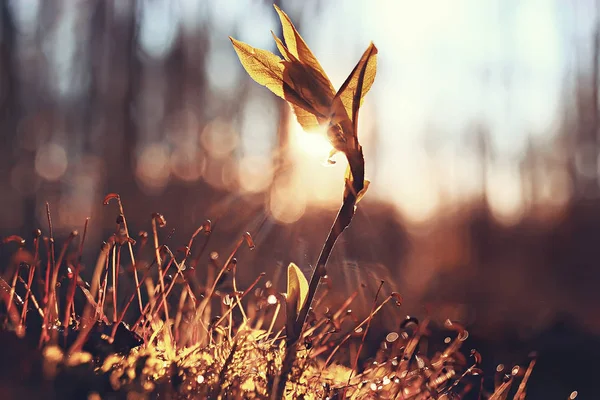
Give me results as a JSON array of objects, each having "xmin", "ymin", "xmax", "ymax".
[
  {"xmin": 332, "ymin": 42, "xmax": 378, "ymax": 130},
  {"xmin": 285, "ymin": 262, "xmax": 308, "ymax": 324},
  {"xmin": 271, "ymin": 30, "xmax": 295, "ymax": 62},
  {"xmin": 283, "ymin": 61, "xmax": 332, "ymax": 120},
  {"xmin": 292, "ymin": 105, "xmax": 321, "ymax": 132},
  {"xmin": 230, "ymin": 36, "xmax": 319, "ymax": 120},
  {"xmin": 229, "ymin": 37, "xmax": 286, "ymax": 99},
  {"xmin": 273, "ymin": 5, "xmax": 335, "ymax": 96},
  {"xmin": 272, "ymin": 4, "xmax": 335, "ymax": 131}
]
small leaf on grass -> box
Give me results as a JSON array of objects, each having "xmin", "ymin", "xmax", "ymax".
[{"xmin": 285, "ymin": 263, "xmax": 308, "ymax": 331}]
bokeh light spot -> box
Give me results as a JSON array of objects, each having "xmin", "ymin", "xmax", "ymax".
[
  {"xmin": 35, "ymin": 142, "xmax": 68, "ymax": 181},
  {"xmin": 269, "ymin": 178, "xmax": 306, "ymax": 224},
  {"xmin": 200, "ymin": 119, "xmax": 239, "ymax": 158},
  {"xmin": 170, "ymin": 147, "xmax": 206, "ymax": 182},
  {"xmin": 238, "ymin": 155, "xmax": 273, "ymax": 193},
  {"xmin": 135, "ymin": 143, "xmax": 171, "ymax": 193}
]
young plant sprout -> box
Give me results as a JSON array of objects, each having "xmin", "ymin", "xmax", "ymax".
[{"xmin": 231, "ymin": 5, "xmax": 375, "ymax": 398}]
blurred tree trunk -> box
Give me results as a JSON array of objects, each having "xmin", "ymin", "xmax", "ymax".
[
  {"xmin": 100, "ymin": 1, "xmax": 138, "ymax": 195},
  {"xmin": 0, "ymin": 0, "xmax": 16, "ymax": 158}
]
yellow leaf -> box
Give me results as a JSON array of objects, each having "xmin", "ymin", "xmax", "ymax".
[
  {"xmin": 332, "ymin": 42, "xmax": 378, "ymax": 127},
  {"xmin": 292, "ymin": 104, "xmax": 321, "ymax": 132},
  {"xmin": 229, "ymin": 37, "xmax": 286, "ymax": 99},
  {"xmin": 230, "ymin": 36, "xmax": 319, "ymax": 119},
  {"xmin": 286, "ymin": 262, "xmax": 308, "ymax": 316},
  {"xmin": 271, "ymin": 30, "xmax": 295, "ymax": 62},
  {"xmin": 283, "ymin": 61, "xmax": 332, "ymax": 120},
  {"xmin": 273, "ymin": 4, "xmax": 335, "ymax": 96}
]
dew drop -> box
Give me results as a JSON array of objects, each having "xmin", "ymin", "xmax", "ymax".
[
  {"xmin": 386, "ymin": 332, "xmax": 399, "ymax": 343},
  {"xmin": 400, "ymin": 316, "xmax": 418, "ymax": 329}
]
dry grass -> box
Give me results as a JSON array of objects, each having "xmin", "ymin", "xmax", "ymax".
[{"xmin": 0, "ymin": 195, "xmax": 536, "ymax": 399}]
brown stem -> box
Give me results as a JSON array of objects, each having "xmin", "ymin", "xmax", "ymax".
[
  {"xmin": 118, "ymin": 198, "xmax": 144, "ymax": 315},
  {"xmin": 272, "ymin": 193, "xmax": 357, "ymax": 400},
  {"xmin": 152, "ymin": 217, "xmax": 170, "ymax": 324},
  {"xmin": 63, "ymin": 218, "xmax": 90, "ymax": 335}
]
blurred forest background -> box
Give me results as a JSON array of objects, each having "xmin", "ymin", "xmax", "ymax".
[{"xmin": 1, "ymin": 0, "xmax": 600, "ymax": 394}]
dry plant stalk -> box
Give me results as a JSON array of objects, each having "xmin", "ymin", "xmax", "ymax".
[{"xmin": 231, "ymin": 5, "xmax": 376, "ymax": 399}]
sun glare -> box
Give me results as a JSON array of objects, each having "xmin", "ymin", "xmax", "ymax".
[{"xmin": 288, "ymin": 116, "xmax": 334, "ymax": 162}]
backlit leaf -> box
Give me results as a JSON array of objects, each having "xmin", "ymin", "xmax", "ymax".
[
  {"xmin": 229, "ymin": 37, "xmax": 286, "ymax": 99},
  {"xmin": 286, "ymin": 262, "xmax": 308, "ymax": 317},
  {"xmin": 282, "ymin": 61, "xmax": 332, "ymax": 120},
  {"xmin": 292, "ymin": 105, "xmax": 321, "ymax": 132},
  {"xmin": 273, "ymin": 5, "xmax": 335, "ymax": 96},
  {"xmin": 333, "ymin": 42, "xmax": 378, "ymax": 128},
  {"xmin": 271, "ymin": 30, "xmax": 295, "ymax": 62}
]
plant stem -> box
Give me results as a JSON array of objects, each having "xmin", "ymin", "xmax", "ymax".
[{"xmin": 272, "ymin": 194, "xmax": 357, "ymax": 400}]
